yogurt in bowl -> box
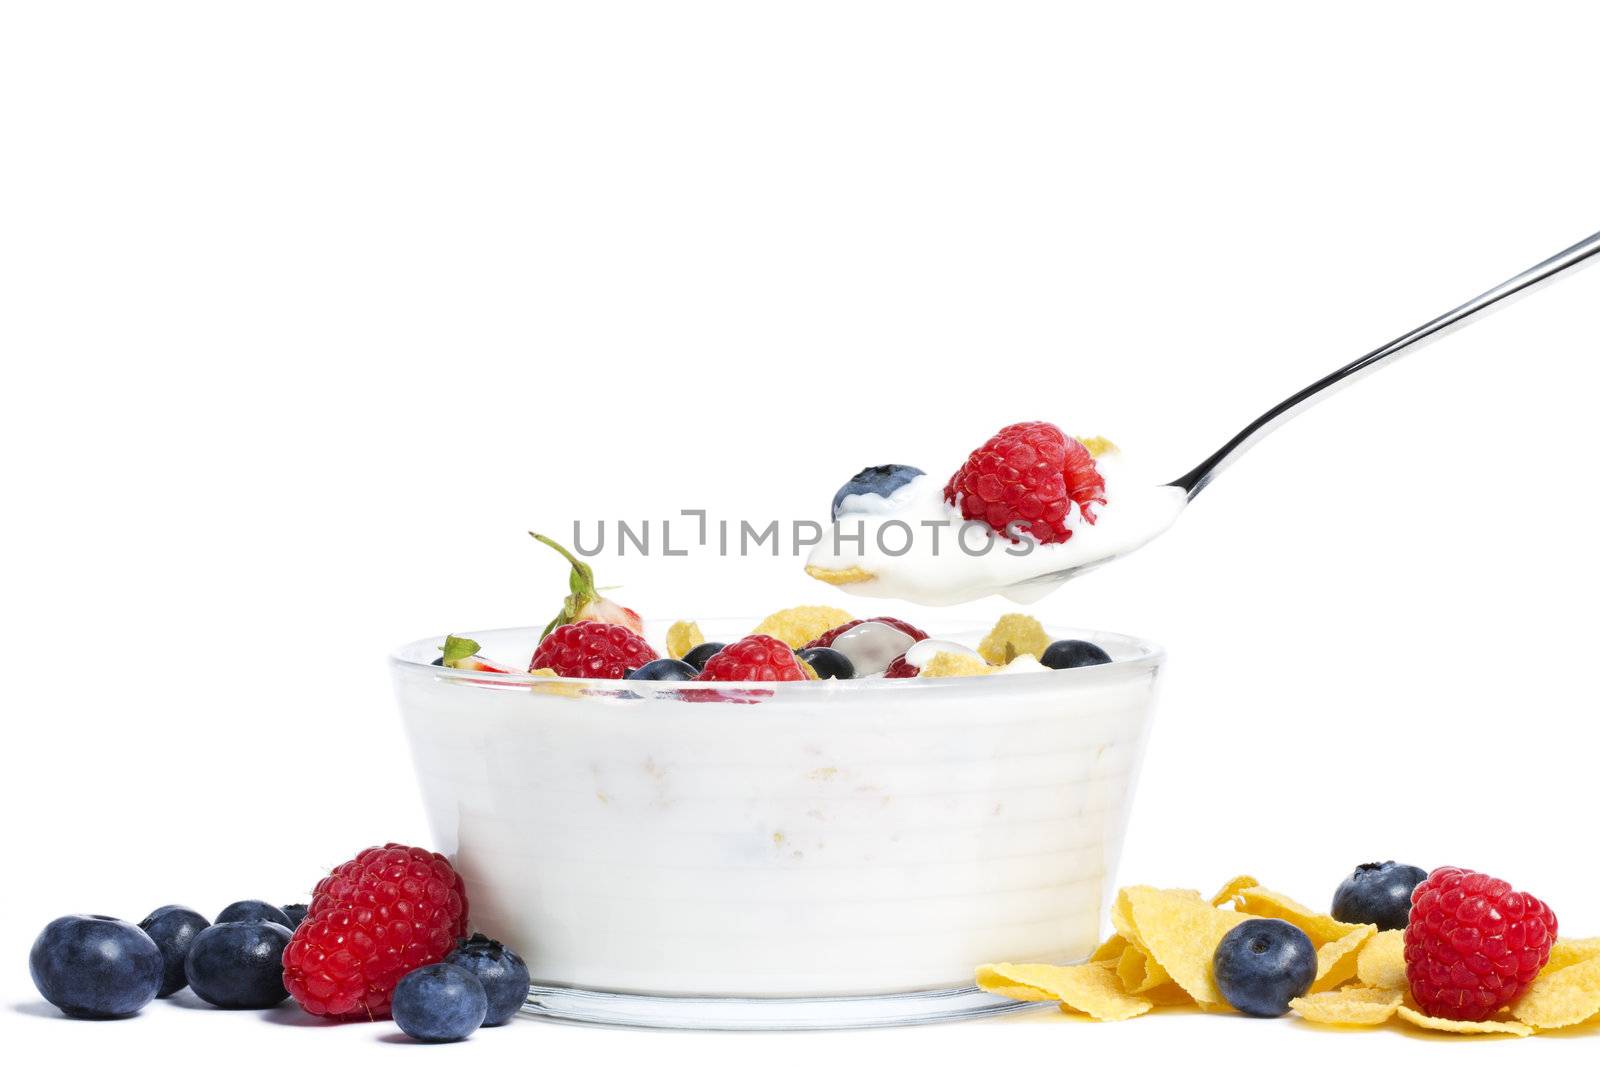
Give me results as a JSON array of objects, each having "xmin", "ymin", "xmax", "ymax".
[{"xmin": 391, "ymin": 621, "xmax": 1163, "ymax": 1028}]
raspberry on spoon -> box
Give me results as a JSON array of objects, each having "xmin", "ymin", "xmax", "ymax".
[{"xmin": 943, "ymin": 421, "xmax": 1106, "ymax": 543}]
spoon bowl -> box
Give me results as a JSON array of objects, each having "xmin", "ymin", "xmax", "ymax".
[{"xmin": 1008, "ymin": 226, "xmax": 1600, "ymax": 594}]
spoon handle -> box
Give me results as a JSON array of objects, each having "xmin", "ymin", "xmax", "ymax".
[{"xmin": 1169, "ymin": 227, "xmax": 1600, "ymax": 498}]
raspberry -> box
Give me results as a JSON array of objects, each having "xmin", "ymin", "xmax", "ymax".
[
  {"xmin": 283, "ymin": 843, "xmax": 469, "ymax": 1020},
  {"xmin": 882, "ymin": 654, "xmax": 919, "ymax": 678},
  {"xmin": 1404, "ymin": 866, "xmax": 1557, "ymax": 1021},
  {"xmin": 802, "ymin": 616, "xmax": 929, "ymax": 650},
  {"xmin": 530, "ymin": 620, "xmax": 658, "ymax": 678},
  {"xmin": 698, "ymin": 634, "xmax": 809, "ymax": 682},
  {"xmin": 943, "ymin": 421, "xmax": 1106, "ymax": 543}
]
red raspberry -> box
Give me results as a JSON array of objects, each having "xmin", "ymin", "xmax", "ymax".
[
  {"xmin": 802, "ymin": 616, "xmax": 930, "ymax": 650},
  {"xmin": 530, "ymin": 620, "xmax": 658, "ymax": 678},
  {"xmin": 882, "ymin": 654, "xmax": 919, "ymax": 678},
  {"xmin": 698, "ymin": 634, "xmax": 810, "ymax": 682},
  {"xmin": 1404, "ymin": 866, "xmax": 1557, "ymax": 1021},
  {"xmin": 943, "ymin": 421, "xmax": 1106, "ymax": 543},
  {"xmin": 283, "ymin": 843, "xmax": 469, "ymax": 1020}
]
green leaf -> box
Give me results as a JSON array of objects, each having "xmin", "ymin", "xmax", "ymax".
[
  {"xmin": 439, "ymin": 634, "xmax": 482, "ymax": 665},
  {"xmin": 530, "ymin": 532, "xmax": 600, "ymax": 635}
]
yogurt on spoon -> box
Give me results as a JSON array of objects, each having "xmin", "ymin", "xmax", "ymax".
[{"xmin": 806, "ymin": 422, "xmax": 1184, "ymax": 606}]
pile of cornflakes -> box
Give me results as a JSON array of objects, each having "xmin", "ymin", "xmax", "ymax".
[{"xmin": 977, "ymin": 876, "xmax": 1600, "ymax": 1037}]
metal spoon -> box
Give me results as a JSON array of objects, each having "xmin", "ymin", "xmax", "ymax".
[{"xmin": 1011, "ymin": 226, "xmax": 1600, "ymax": 592}]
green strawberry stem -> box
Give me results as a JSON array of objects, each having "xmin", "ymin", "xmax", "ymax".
[
  {"xmin": 530, "ymin": 532, "xmax": 601, "ymax": 638},
  {"xmin": 439, "ymin": 634, "xmax": 482, "ymax": 667}
]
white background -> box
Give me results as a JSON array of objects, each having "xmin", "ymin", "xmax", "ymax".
[{"xmin": 3, "ymin": 0, "xmax": 1597, "ymax": 1062}]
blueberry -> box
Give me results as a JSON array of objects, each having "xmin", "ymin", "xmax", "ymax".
[
  {"xmin": 831, "ymin": 464, "xmax": 925, "ymax": 520},
  {"xmin": 279, "ymin": 903, "xmax": 309, "ymax": 928},
  {"xmin": 138, "ymin": 905, "xmax": 210, "ymax": 997},
  {"xmin": 183, "ymin": 921, "xmax": 291, "ymax": 1008},
  {"xmin": 215, "ymin": 900, "xmax": 293, "ymax": 927},
  {"xmin": 625, "ymin": 658, "xmax": 700, "ymax": 681},
  {"xmin": 1212, "ymin": 918, "xmax": 1318, "ymax": 1017},
  {"xmin": 797, "ymin": 646, "xmax": 855, "ymax": 679},
  {"xmin": 430, "ymin": 656, "xmax": 445, "ymax": 666},
  {"xmin": 444, "ymin": 933, "xmax": 531, "ymax": 1027},
  {"xmin": 29, "ymin": 915, "xmax": 164, "ymax": 1019},
  {"xmin": 681, "ymin": 642, "xmax": 726, "ymax": 672},
  {"xmin": 1040, "ymin": 639, "xmax": 1112, "ymax": 669},
  {"xmin": 1331, "ymin": 861, "xmax": 1428, "ymax": 931},
  {"xmin": 392, "ymin": 963, "xmax": 487, "ymax": 1042}
]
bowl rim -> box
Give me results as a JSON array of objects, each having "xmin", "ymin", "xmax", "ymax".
[{"xmin": 389, "ymin": 620, "xmax": 1164, "ymax": 696}]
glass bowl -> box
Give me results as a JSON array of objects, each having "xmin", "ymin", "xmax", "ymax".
[{"xmin": 390, "ymin": 620, "xmax": 1163, "ymax": 1029}]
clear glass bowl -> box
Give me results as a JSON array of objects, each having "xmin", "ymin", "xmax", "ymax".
[{"xmin": 390, "ymin": 621, "xmax": 1163, "ymax": 1029}]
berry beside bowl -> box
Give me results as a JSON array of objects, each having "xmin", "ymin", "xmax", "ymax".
[{"xmin": 390, "ymin": 619, "xmax": 1164, "ymax": 1029}]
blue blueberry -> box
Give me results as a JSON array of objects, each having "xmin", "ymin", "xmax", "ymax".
[
  {"xmin": 29, "ymin": 914, "xmax": 164, "ymax": 1019},
  {"xmin": 280, "ymin": 903, "xmax": 309, "ymax": 928},
  {"xmin": 797, "ymin": 646, "xmax": 855, "ymax": 679},
  {"xmin": 1040, "ymin": 639, "xmax": 1112, "ymax": 669},
  {"xmin": 1213, "ymin": 918, "xmax": 1318, "ymax": 1017},
  {"xmin": 831, "ymin": 464, "xmax": 925, "ymax": 520},
  {"xmin": 138, "ymin": 905, "xmax": 210, "ymax": 997},
  {"xmin": 1331, "ymin": 861, "xmax": 1428, "ymax": 931},
  {"xmin": 183, "ymin": 921, "xmax": 291, "ymax": 1008},
  {"xmin": 681, "ymin": 643, "xmax": 726, "ymax": 672},
  {"xmin": 392, "ymin": 963, "xmax": 487, "ymax": 1042},
  {"xmin": 444, "ymin": 934, "xmax": 531, "ymax": 1027},
  {"xmin": 215, "ymin": 900, "xmax": 293, "ymax": 927},
  {"xmin": 625, "ymin": 658, "xmax": 700, "ymax": 681}
]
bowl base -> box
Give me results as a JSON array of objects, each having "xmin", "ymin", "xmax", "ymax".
[{"xmin": 522, "ymin": 983, "xmax": 1047, "ymax": 1030}]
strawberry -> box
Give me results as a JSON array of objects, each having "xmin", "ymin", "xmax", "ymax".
[
  {"xmin": 530, "ymin": 532, "xmax": 645, "ymax": 638},
  {"xmin": 435, "ymin": 634, "xmax": 517, "ymax": 673}
]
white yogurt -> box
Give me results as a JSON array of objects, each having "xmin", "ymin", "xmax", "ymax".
[
  {"xmin": 830, "ymin": 620, "xmax": 918, "ymax": 677},
  {"xmin": 901, "ymin": 639, "xmax": 981, "ymax": 669},
  {"xmin": 393, "ymin": 625, "xmax": 1163, "ymax": 998},
  {"xmin": 807, "ymin": 455, "xmax": 1186, "ymax": 606}
]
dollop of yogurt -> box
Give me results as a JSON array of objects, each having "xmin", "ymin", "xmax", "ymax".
[{"xmin": 807, "ymin": 451, "xmax": 1185, "ymax": 606}]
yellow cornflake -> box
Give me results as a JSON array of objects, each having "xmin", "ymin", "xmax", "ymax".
[
  {"xmin": 1076, "ymin": 435, "xmax": 1119, "ymax": 458},
  {"xmin": 1124, "ymin": 886, "xmax": 1249, "ymax": 1007},
  {"xmin": 1512, "ymin": 955, "xmax": 1600, "ymax": 1030},
  {"xmin": 977, "ymin": 613, "xmax": 1051, "ymax": 665},
  {"xmin": 1113, "ymin": 945, "xmax": 1174, "ymax": 996},
  {"xmin": 753, "ymin": 605, "xmax": 854, "ymax": 648},
  {"xmin": 1115, "ymin": 947, "xmax": 1148, "ymax": 992},
  {"xmin": 527, "ymin": 668, "xmax": 585, "ymax": 697},
  {"xmin": 1232, "ymin": 885, "xmax": 1369, "ymax": 947},
  {"xmin": 982, "ymin": 878, "xmax": 1599, "ymax": 1038},
  {"xmin": 805, "ymin": 564, "xmax": 875, "ymax": 586},
  {"xmin": 1310, "ymin": 924, "xmax": 1377, "ymax": 993},
  {"xmin": 1291, "ymin": 986, "xmax": 1403, "ymax": 1027},
  {"xmin": 1210, "ymin": 874, "xmax": 1260, "ymax": 908},
  {"xmin": 665, "ymin": 620, "xmax": 706, "ymax": 660},
  {"xmin": 1545, "ymin": 937, "xmax": 1600, "ymax": 974},
  {"xmin": 1395, "ymin": 1005, "xmax": 1532, "ymax": 1037},
  {"xmin": 1355, "ymin": 929, "xmax": 1407, "ymax": 991},
  {"xmin": 976, "ymin": 962, "xmax": 1153, "ymax": 1022},
  {"xmin": 1089, "ymin": 933, "xmax": 1130, "ymax": 964},
  {"xmin": 919, "ymin": 651, "xmax": 1000, "ymax": 678}
]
